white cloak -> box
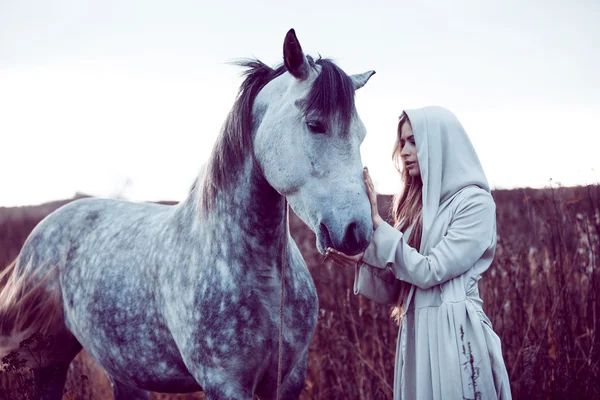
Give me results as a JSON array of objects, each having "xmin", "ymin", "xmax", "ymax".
[{"xmin": 354, "ymin": 106, "xmax": 511, "ymax": 400}]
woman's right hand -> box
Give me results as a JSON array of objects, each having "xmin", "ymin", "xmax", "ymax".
[{"xmin": 325, "ymin": 248, "xmax": 364, "ymax": 268}]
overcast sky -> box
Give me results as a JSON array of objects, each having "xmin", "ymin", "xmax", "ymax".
[{"xmin": 1, "ymin": 0, "xmax": 598, "ymax": 206}]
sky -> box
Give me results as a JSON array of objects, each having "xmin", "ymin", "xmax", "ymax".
[{"xmin": 1, "ymin": 0, "xmax": 599, "ymax": 207}]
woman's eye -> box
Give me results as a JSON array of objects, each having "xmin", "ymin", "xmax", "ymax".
[{"xmin": 307, "ymin": 120, "xmax": 326, "ymax": 134}]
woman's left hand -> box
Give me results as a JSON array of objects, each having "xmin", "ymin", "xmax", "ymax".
[
  {"xmin": 326, "ymin": 248, "xmax": 364, "ymax": 268},
  {"xmin": 364, "ymin": 167, "xmax": 384, "ymax": 230}
]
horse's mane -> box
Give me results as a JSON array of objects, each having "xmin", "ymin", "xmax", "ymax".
[{"xmin": 199, "ymin": 57, "xmax": 356, "ymax": 215}]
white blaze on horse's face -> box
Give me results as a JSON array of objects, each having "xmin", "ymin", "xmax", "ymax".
[{"xmin": 252, "ymin": 29, "xmax": 375, "ymax": 255}]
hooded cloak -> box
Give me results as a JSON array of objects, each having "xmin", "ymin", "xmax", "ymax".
[{"xmin": 354, "ymin": 106, "xmax": 511, "ymax": 399}]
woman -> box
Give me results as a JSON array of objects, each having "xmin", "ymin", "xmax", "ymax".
[{"xmin": 327, "ymin": 106, "xmax": 511, "ymax": 399}]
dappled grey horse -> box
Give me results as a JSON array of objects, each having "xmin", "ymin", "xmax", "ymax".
[{"xmin": 0, "ymin": 29, "xmax": 375, "ymax": 399}]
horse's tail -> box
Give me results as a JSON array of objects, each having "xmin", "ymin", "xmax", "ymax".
[{"xmin": 0, "ymin": 258, "xmax": 63, "ymax": 361}]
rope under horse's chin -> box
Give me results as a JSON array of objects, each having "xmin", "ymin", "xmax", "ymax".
[{"xmin": 276, "ymin": 199, "xmax": 288, "ymax": 400}]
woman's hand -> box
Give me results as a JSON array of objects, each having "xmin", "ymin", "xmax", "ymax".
[
  {"xmin": 326, "ymin": 248, "xmax": 364, "ymax": 268},
  {"xmin": 364, "ymin": 167, "xmax": 384, "ymax": 230}
]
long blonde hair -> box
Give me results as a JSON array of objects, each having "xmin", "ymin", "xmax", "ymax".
[{"xmin": 390, "ymin": 113, "xmax": 423, "ymax": 323}]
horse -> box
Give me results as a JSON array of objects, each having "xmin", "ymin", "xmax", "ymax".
[{"xmin": 0, "ymin": 29, "xmax": 375, "ymax": 399}]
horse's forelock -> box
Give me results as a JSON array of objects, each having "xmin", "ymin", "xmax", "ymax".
[{"xmin": 303, "ymin": 58, "xmax": 356, "ymax": 136}]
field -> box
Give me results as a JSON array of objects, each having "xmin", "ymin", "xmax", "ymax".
[{"xmin": 1, "ymin": 185, "xmax": 599, "ymax": 399}]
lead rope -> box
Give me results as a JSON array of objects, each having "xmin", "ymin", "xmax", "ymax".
[{"xmin": 276, "ymin": 200, "xmax": 289, "ymax": 400}]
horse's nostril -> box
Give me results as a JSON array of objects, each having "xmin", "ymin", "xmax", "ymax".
[
  {"xmin": 343, "ymin": 222, "xmax": 360, "ymax": 249},
  {"xmin": 320, "ymin": 219, "xmax": 366, "ymax": 254}
]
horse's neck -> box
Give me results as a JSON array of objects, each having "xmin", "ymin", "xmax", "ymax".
[{"xmin": 178, "ymin": 157, "xmax": 287, "ymax": 261}]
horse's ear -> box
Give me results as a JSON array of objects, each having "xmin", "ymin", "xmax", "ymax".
[
  {"xmin": 350, "ymin": 71, "xmax": 376, "ymax": 90},
  {"xmin": 283, "ymin": 29, "xmax": 310, "ymax": 80}
]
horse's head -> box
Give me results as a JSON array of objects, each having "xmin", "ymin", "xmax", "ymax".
[{"xmin": 253, "ymin": 29, "xmax": 375, "ymax": 255}]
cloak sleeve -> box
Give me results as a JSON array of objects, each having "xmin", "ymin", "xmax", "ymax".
[
  {"xmin": 353, "ymin": 261, "xmax": 401, "ymax": 305},
  {"xmin": 362, "ymin": 190, "xmax": 495, "ymax": 290}
]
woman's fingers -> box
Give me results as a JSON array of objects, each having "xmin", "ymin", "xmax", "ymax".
[
  {"xmin": 326, "ymin": 248, "xmax": 363, "ymax": 268},
  {"xmin": 327, "ymin": 248, "xmax": 363, "ymax": 261},
  {"xmin": 363, "ymin": 167, "xmax": 380, "ymax": 224},
  {"xmin": 326, "ymin": 250, "xmax": 347, "ymax": 265},
  {"xmin": 363, "ymin": 168, "xmax": 377, "ymax": 202},
  {"xmin": 327, "ymin": 253, "xmax": 355, "ymax": 268},
  {"xmin": 363, "ymin": 167, "xmax": 372, "ymax": 189}
]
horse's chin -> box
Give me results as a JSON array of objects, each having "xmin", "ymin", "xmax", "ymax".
[
  {"xmin": 315, "ymin": 224, "xmax": 334, "ymax": 255},
  {"xmin": 315, "ymin": 240, "xmax": 327, "ymax": 255}
]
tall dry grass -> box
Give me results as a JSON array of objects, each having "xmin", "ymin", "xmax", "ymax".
[
  {"xmin": 1, "ymin": 186, "xmax": 599, "ymax": 399},
  {"xmin": 484, "ymin": 185, "xmax": 600, "ymax": 399},
  {"xmin": 301, "ymin": 185, "xmax": 600, "ymax": 399}
]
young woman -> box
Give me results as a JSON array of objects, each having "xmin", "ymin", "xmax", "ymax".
[{"xmin": 327, "ymin": 106, "xmax": 511, "ymax": 399}]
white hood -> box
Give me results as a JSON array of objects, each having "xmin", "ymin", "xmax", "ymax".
[{"xmin": 403, "ymin": 106, "xmax": 490, "ymax": 251}]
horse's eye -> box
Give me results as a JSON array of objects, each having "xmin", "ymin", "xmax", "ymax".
[{"xmin": 307, "ymin": 120, "xmax": 326, "ymax": 134}]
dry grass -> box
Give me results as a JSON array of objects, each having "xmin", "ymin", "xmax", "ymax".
[
  {"xmin": 300, "ymin": 186, "xmax": 600, "ymax": 399},
  {"xmin": 1, "ymin": 186, "xmax": 599, "ymax": 399}
]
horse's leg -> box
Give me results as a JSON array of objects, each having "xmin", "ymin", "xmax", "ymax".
[
  {"xmin": 203, "ymin": 384, "xmax": 253, "ymax": 400},
  {"xmin": 278, "ymin": 351, "xmax": 309, "ymax": 400},
  {"xmin": 30, "ymin": 334, "xmax": 82, "ymax": 400},
  {"xmin": 108, "ymin": 376, "xmax": 149, "ymax": 400},
  {"xmin": 255, "ymin": 350, "xmax": 309, "ymax": 400},
  {"xmin": 31, "ymin": 362, "xmax": 71, "ymax": 400},
  {"xmin": 192, "ymin": 370, "xmax": 253, "ymax": 400}
]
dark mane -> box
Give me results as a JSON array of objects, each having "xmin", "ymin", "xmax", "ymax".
[
  {"xmin": 200, "ymin": 57, "xmax": 356, "ymax": 215},
  {"xmin": 200, "ymin": 59, "xmax": 285, "ymax": 214}
]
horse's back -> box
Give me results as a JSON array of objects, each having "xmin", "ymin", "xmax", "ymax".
[{"xmin": 18, "ymin": 197, "xmax": 169, "ymax": 267}]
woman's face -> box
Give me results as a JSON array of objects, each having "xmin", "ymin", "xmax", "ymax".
[{"xmin": 399, "ymin": 121, "xmax": 420, "ymax": 178}]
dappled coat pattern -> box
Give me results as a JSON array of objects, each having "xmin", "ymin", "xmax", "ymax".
[{"xmin": 0, "ymin": 29, "xmax": 376, "ymax": 399}]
